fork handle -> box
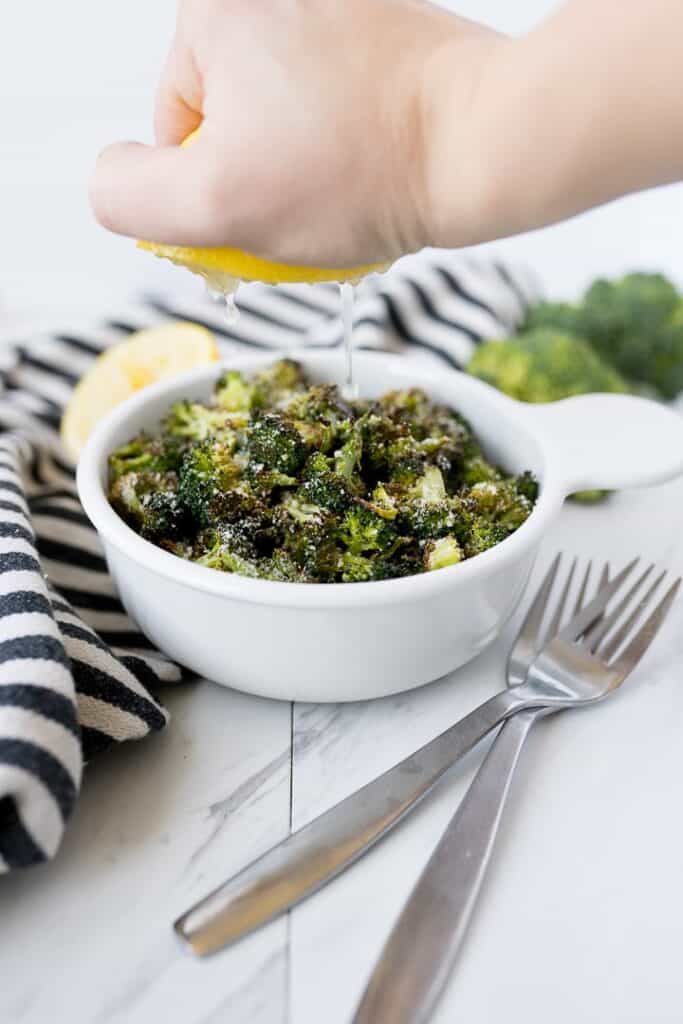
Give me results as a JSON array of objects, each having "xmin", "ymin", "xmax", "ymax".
[
  {"xmin": 353, "ymin": 709, "xmax": 543, "ymax": 1024},
  {"xmin": 175, "ymin": 687, "xmax": 523, "ymax": 956}
]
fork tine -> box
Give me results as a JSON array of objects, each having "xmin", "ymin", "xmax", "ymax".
[
  {"xmin": 513, "ymin": 553, "xmax": 562, "ymax": 656},
  {"xmin": 582, "ymin": 564, "xmax": 655, "ymax": 653},
  {"xmin": 546, "ymin": 557, "xmax": 577, "ymax": 640},
  {"xmin": 572, "ymin": 561, "xmax": 592, "ymax": 617},
  {"xmin": 607, "ymin": 578, "xmax": 681, "ymax": 677},
  {"xmin": 599, "ymin": 569, "xmax": 666, "ymax": 662},
  {"xmin": 559, "ymin": 558, "xmax": 639, "ymax": 642}
]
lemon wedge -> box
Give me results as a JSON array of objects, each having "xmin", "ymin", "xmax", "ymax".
[
  {"xmin": 60, "ymin": 322, "xmax": 219, "ymax": 461},
  {"xmin": 137, "ymin": 130, "xmax": 388, "ymax": 290}
]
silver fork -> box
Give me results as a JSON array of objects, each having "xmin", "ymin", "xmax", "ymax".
[
  {"xmin": 353, "ymin": 559, "xmax": 681, "ymax": 1024},
  {"xmin": 176, "ymin": 557, "xmax": 640, "ymax": 957}
]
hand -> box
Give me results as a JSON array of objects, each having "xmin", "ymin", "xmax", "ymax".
[{"xmin": 89, "ymin": 0, "xmax": 507, "ymax": 267}]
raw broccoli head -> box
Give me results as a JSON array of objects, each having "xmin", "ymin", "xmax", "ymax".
[
  {"xmin": 467, "ymin": 328, "xmax": 628, "ymax": 403},
  {"xmin": 109, "ymin": 471, "xmax": 186, "ymax": 541},
  {"xmin": 247, "ymin": 412, "xmax": 308, "ymax": 476},
  {"xmin": 108, "ymin": 433, "xmax": 182, "ymax": 482},
  {"xmin": 177, "ymin": 438, "xmax": 241, "ymax": 527},
  {"xmin": 579, "ymin": 273, "xmax": 680, "ymax": 397},
  {"xmin": 522, "ymin": 301, "xmax": 585, "ymax": 337}
]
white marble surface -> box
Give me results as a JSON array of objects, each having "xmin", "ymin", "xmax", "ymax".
[{"xmin": 1, "ymin": 479, "xmax": 682, "ymax": 1024}]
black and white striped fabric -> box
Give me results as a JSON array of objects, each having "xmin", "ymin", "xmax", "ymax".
[{"xmin": 0, "ymin": 254, "xmax": 539, "ymax": 873}]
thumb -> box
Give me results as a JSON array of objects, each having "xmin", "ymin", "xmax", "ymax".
[{"xmin": 89, "ymin": 139, "xmax": 224, "ymax": 245}]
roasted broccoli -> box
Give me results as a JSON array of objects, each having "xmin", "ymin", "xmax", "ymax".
[
  {"xmin": 252, "ymin": 358, "xmax": 306, "ymax": 407},
  {"xmin": 214, "ymin": 370, "xmax": 258, "ymax": 414},
  {"xmin": 164, "ymin": 400, "xmax": 239, "ymax": 443},
  {"xmin": 108, "ymin": 361, "xmax": 537, "ymax": 582},
  {"xmin": 109, "ymin": 471, "xmax": 186, "ymax": 541},
  {"xmin": 247, "ymin": 413, "xmax": 308, "ymax": 476},
  {"xmin": 108, "ymin": 433, "xmax": 182, "ymax": 482},
  {"xmin": 177, "ymin": 438, "xmax": 241, "ymax": 527}
]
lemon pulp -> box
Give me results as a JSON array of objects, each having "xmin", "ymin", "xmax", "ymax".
[{"xmin": 60, "ymin": 322, "xmax": 219, "ymax": 460}]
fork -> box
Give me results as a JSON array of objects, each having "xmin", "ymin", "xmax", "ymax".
[
  {"xmin": 175, "ymin": 557, "xmax": 642, "ymax": 956},
  {"xmin": 353, "ymin": 559, "xmax": 680, "ymax": 1024}
]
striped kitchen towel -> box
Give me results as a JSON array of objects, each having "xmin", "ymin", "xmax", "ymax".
[{"xmin": 0, "ymin": 254, "xmax": 539, "ymax": 872}]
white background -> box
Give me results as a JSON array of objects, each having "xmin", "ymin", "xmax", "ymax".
[{"xmin": 1, "ymin": 0, "xmax": 682, "ymax": 322}]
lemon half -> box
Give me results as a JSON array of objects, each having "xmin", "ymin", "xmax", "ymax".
[
  {"xmin": 138, "ymin": 129, "xmax": 388, "ymax": 289},
  {"xmin": 61, "ymin": 322, "xmax": 219, "ymax": 461}
]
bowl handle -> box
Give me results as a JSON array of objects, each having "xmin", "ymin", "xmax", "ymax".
[{"xmin": 516, "ymin": 393, "xmax": 683, "ymax": 497}]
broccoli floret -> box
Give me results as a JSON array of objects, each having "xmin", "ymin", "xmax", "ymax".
[
  {"xmin": 285, "ymin": 384, "xmax": 352, "ymax": 426},
  {"xmin": 214, "ymin": 370, "xmax": 258, "ymax": 413},
  {"xmin": 252, "ymin": 359, "xmax": 306, "ymax": 407},
  {"xmin": 108, "ymin": 433, "xmax": 182, "ymax": 482},
  {"xmin": 247, "ymin": 413, "xmax": 307, "ymax": 475},
  {"xmin": 579, "ymin": 273, "xmax": 682, "ymax": 398},
  {"xmin": 515, "ymin": 471, "xmax": 540, "ymax": 504},
  {"xmin": 300, "ymin": 452, "xmax": 351, "ymax": 512},
  {"xmin": 384, "ymin": 436, "xmax": 427, "ymax": 487},
  {"xmin": 195, "ymin": 531, "xmax": 263, "ymax": 578},
  {"xmin": 177, "ymin": 439, "xmax": 241, "ymax": 527},
  {"xmin": 409, "ymin": 465, "xmax": 447, "ymax": 503},
  {"xmin": 279, "ymin": 514, "xmax": 342, "ymax": 581},
  {"xmin": 461, "ymin": 456, "xmax": 502, "ymax": 487},
  {"xmin": 376, "ymin": 389, "xmax": 433, "ymax": 428},
  {"xmin": 336, "ymin": 505, "xmax": 398, "ymax": 555},
  {"xmin": 340, "ymin": 551, "xmax": 377, "ymax": 583},
  {"xmin": 467, "ymin": 329, "xmax": 629, "ymax": 403},
  {"xmin": 362, "ymin": 484, "xmax": 399, "ymax": 520},
  {"xmin": 522, "ymin": 301, "xmax": 585, "ymax": 337},
  {"xmin": 334, "ymin": 429, "xmax": 363, "ymax": 481},
  {"xmin": 463, "ymin": 519, "xmax": 510, "ymax": 558},
  {"xmin": 423, "ymin": 536, "xmax": 463, "ymax": 572},
  {"xmin": 399, "ymin": 498, "xmax": 459, "ymax": 540},
  {"xmin": 266, "ymin": 548, "xmax": 309, "ymax": 582},
  {"xmin": 164, "ymin": 401, "xmax": 237, "ymax": 443},
  {"xmin": 283, "ymin": 385, "xmax": 354, "ymax": 453},
  {"xmin": 244, "ymin": 462, "xmax": 298, "ymax": 498},
  {"xmin": 108, "ymin": 471, "xmax": 186, "ymax": 541},
  {"xmin": 469, "ymin": 479, "xmax": 533, "ymax": 530}
]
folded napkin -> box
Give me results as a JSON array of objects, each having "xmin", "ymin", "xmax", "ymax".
[{"xmin": 0, "ymin": 254, "xmax": 538, "ymax": 872}]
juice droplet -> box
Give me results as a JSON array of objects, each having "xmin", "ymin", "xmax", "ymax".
[
  {"xmin": 206, "ymin": 281, "xmax": 241, "ymax": 326},
  {"xmin": 340, "ymin": 282, "xmax": 356, "ymax": 400},
  {"xmin": 224, "ymin": 292, "xmax": 240, "ymax": 326}
]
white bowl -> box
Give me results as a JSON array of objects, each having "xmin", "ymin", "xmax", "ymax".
[{"xmin": 78, "ymin": 350, "xmax": 683, "ymax": 702}]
